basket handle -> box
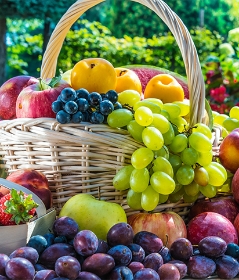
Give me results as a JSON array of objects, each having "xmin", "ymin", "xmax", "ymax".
[
  {"xmin": 40, "ymin": 0, "xmax": 205, "ymax": 127},
  {"xmin": 0, "ymin": 178, "xmax": 46, "ymax": 218}
]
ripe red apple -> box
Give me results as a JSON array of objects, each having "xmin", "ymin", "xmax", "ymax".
[
  {"xmin": 6, "ymin": 169, "xmax": 52, "ymax": 209},
  {"xmin": 16, "ymin": 78, "xmax": 69, "ymax": 118},
  {"xmin": 219, "ymin": 128, "xmax": 239, "ymax": 173},
  {"xmin": 187, "ymin": 212, "xmax": 238, "ymax": 245},
  {"xmin": 0, "ymin": 75, "xmax": 38, "ymax": 120},
  {"xmin": 188, "ymin": 197, "xmax": 239, "ymax": 223},
  {"xmin": 127, "ymin": 211, "xmax": 187, "ymax": 248},
  {"xmin": 232, "ymin": 167, "xmax": 239, "ymax": 204}
]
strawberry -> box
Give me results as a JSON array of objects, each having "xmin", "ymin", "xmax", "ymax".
[{"xmin": 0, "ymin": 189, "xmax": 38, "ymax": 226}]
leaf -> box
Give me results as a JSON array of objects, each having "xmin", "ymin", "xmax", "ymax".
[{"xmin": 47, "ymin": 75, "xmax": 62, "ymax": 88}]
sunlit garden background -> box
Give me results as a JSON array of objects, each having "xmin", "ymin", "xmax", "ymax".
[{"xmin": 0, "ymin": 0, "xmax": 238, "ymax": 114}]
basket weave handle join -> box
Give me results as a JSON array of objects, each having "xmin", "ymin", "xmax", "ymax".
[{"xmin": 41, "ymin": 0, "xmax": 205, "ymax": 127}]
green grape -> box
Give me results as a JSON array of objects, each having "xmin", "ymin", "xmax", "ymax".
[
  {"xmin": 176, "ymin": 165, "xmax": 194, "ymax": 185},
  {"xmin": 199, "ymin": 184, "xmax": 217, "ymax": 198},
  {"xmin": 144, "ymin": 98, "xmax": 163, "ymax": 109},
  {"xmin": 184, "ymin": 181, "xmax": 200, "ymax": 196},
  {"xmin": 131, "ymin": 147, "xmax": 154, "ymax": 169},
  {"xmin": 192, "ymin": 123, "xmax": 212, "ymax": 139},
  {"xmin": 151, "ymin": 113, "xmax": 170, "ymax": 134},
  {"xmin": 162, "ymin": 123, "xmax": 175, "ymax": 145},
  {"xmin": 180, "ymin": 147, "xmax": 198, "ymax": 166},
  {"xmin": 194, "ymin": 166, "xmax": 209, "ymax": 186},
  {"xmin": 222, "ymin": 117, "xmax": 239, "ymax": 131},
  {"xmin": 127, "ymin": 120, "xmax": 144, "ymax": 142},
  {"xmin": 107, "ymin": 109, "xmax": 133, "ymax": 128},
  {"xmin": 133, "ymin": 100, "xmax": 161, "ymax": 114},
  {"xmin": 209, "ymin": 162, "xmax": 227, "ymax": 181},
  {"xmin": 170, "ymin": 117, "xmax": 188, "ymax": 133},
  {"xmin": 214, "ymin": 114, "xmax": 229, "ymax": 126},
  {"xmin": 160, "ymin": 109, "xmax": 171, "ymax": 121},
  {"xmin": 154, "ymin": 145, "xmax": 169, "ymax": 159},
  {"xmin": 188, "ymin": 132, "xmax": 212, "ymax": 152},
  {"xmin": 204, "ymin": 163, "xmax": 227, "ymax": 186},
  {"xmin": 172, "ymin": 180, "xmax": 183, "ymax": 193},
  {"xmin": 183, "ymin": 192, "xmax": 199, "ymax": 203},
  {"xmin": 212, "ymin": 110, "xmax": 219, "ymax": 119},
  {"xmin": 169, "ymin": 154, "xmax": 182, "ymax": 173},
  {"xmin": 130, "ymin": 168, "xmax": 149, "ymax": 192},
  {"xmin": 173, "ymin": 101, "xmax": 190, "ymax": 116},
  {"xmin": 152, "ymin": 156, "xmax": 174, "ymax": 178},
  {"xmin": 169, "ymin": 134, "xmax": 188, "ymax": 153},
  {"xmin": 117, "ymin": 89, "xmax": 141, "ymax": 107},
  {"xmin": 142, "ymin": 127, "xmax": 164, "ymax": 151},
  {"xmin": 229, "ymin": 106, "xmax": 239, "ymax": 120},
  {"xmin": 113, "ymin": 165, "xmax": 135, "ymax": 190},
  {"xmin": 141, "ymin": 185, "xmax": 159, "ymax": 211},
  {"xmin": 150, "ymin": 171, "xmax": 175, "ymax": 195},
  {"xmin": 163, "ymin": 103, "xmax": 181, "ymax": 119},
  {"xmin": 197, "ymin": 150, "xmax": 213, "ymax": 166},
  {"xmin": 126, "ymin": 189, "xmax": 143, "ymax": 210},
  {"xmin": 134, "ymin": 106, "xmax": 153, "ymax": 126},
  {"xmin": 158, "ymin": 193, "xmax": 169, "ymax": 203},
  {"xmin": 168, "ymin": 187, "xmax": 184, "ymax": 203}
]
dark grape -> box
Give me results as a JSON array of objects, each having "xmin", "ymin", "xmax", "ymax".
[
  {"xmin": 215, "ymin": 255, "xmax": 239, "ymax": 279},
  {"xmin": 107, "ymin": 222, "xmax": 134, "ymax": 247},
  {"xmin": 107, "ymin": 245, "xmax": 132, "ymax": 266},
  {"xmin": 0, "ymin": 254, "xmax": 10, "ymax": 276},
  {"xmin": 134, "ymin": 268, "xmax": 160, "ymax": 280},
  {"xmin": 43, "ymin": 233, "xmax": 55, "ymax": 247},
  {"xmin": 143, "ymin": 253, "xmax": 163, "ymax": 271},
  {"xmin": 64, "ymin": 100, "xmax": 78, "ymax": 114},
  {"xmin": 9, "ymin": 246, "xmax": 39, "ymax": 265},
  {"xmin": 0, "ymin": 276, "xmax": 8, "ymax": 280},
  {"xmin": 82, "ymin": 253, "xmax": 115, "ymax": 277},
  {"xmin": 52, "ymin": 100, "xmax": 63, "ymax": 113},
  {"xmin": 198, "ymin": 236, "xmax": 227, "ymax": 258},
  {"xmin": 187, "ymin": 255, "xmax": 216, "ymax": 279},
  {"xmin": 157, "ymin": 263, "xmax": 180, "ymax": 280},
  {"xmin": 60, "ymin": 88, "xmax": 77, "ymax": 103},
  {"xmin": 27, "ymin": 235, "xmax": 48, "ymax": 255},
  {"xmin": 56, "ymin": 110, "xmax": 71, "ymax": 124},
  {"xmin": 169, "ymin": 238, "xmax": 193, "ymax": 261},
  {"xmin": 76, "ymin": 88, "xmax": 90, "ymax": 100},
  {"xmin": 133, "ymin": 231, "xmax": 163, "ymax": 255},
  {"xmin": 5, "ymin": 257, "xmax": 35, "ymax": 280},
  {"xmin": 73, "ymin": 230, "xmax": 98, "ymax": 257},
  {"xmin": 34, "ymin": 269, "xmax": 57, "ymax": 280},
  {"xmin": 107, "ymin": 266, "xmax": 133, "ymax": 280},
  {"xmin": 128, "ymin": 261, "xmax": 144, "ymax": 275},
  {"xmin": 127, "ymin": 243, "xmax": 145, "ymax": 262},
  {"xmin": 76, "ymin": 98, "xmax": 89, "ymax": 112},
  {"xmin": 72, "ymin": 111, "xmax": 83, "ymax": 123},
  {"xmin": 88, "ymin": 92, "xmax": 102, "ymax": 107},
  {"xmin": 51, "ymin": 277, "xmax": 69, "ymax": 280},
  {"xmin": 53, "ymin": 216, "xmax": 79, "ymax": 240},
  {"xmin": 82, "ymin": 111, "xmax": 91, "ymax": 122},
  {"xmin": 55, "ymin": 256, "xmax": 81, "ymax": 279},
  {"xmin": 90, "ymin": 111, "xmax": 104, "ymax": 124},
  {"xmin": 39, "ymin": 243, "xmax": 77, "ymax": 269},
  {"xmin": 105, "ymin": 89, "xmax": 118, "ymax": 104},
  {"xmin": 95, "ymin": 239, "xmax": 109, "ymax": 254},
  {"xmin": 158, "ymin": 246, "xmax": 172, "ymax": 263},
  {"xmin": 114, "ymin": 101, "xmax": 122, "ymax": 110},
  {"xmin": 77, "ymin": 271, "xmax": 101, "ymax": 280},
  {"xmin": 168, "ymin": 260, "xmax": 187, "ymax": 279},
  {"xmin": 54, "ymin": 236, "xmax": 68, "ymax": 244},
  {"xmin": 99, "ymin": 100, "xmax": 114, "ymax": 115},
  {"xmin": 225, "ymin": 242, "xmax": 239, "ymax": 258}
]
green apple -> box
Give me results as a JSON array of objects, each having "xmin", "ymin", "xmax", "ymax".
[{"xmin": 59, "ymin": 194, "xmax": 127, "ymax": 240}]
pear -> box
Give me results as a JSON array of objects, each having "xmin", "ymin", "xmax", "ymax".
[{"xmin": 59, "ymin": 194, "xmax": 127, "ymax": 240}]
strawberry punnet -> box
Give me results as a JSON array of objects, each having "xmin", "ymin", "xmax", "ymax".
[{"xmin": 0, "ymin": 189, "xmax": 38, "ymax": 226}]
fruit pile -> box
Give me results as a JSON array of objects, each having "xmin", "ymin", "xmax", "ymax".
[{"xmin": 1, "ymin": 216, "xmax": 239, "ymax": 280}]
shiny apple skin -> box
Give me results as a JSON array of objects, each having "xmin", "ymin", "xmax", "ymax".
[
  {"xmin": 0, "ymin": 75, "xmax": 38, "ymax": 120},
  {"xmin": 127, "ymin": 211, "xmax": 187, "ymax": 248}
]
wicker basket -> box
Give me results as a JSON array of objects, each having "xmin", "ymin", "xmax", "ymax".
[{"xmin": 0, "ymin": 0, "xmax": 221, "ymax": 216}]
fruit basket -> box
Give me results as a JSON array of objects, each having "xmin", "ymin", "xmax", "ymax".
[{"xmin": 0, "ymin": 0, "xmax": 226, "ymax": 216}]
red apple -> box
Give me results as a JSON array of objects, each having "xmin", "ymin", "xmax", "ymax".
[
  {"xmin": 6, "ymin": 169, "xmax": 52, "ymax": 209},
  {"xmin": 219, "ymin": 128, "xmax": 239, "ymax": 173},
  {"xmin": 188, "ymin": 197, "xmax": 239, "ymax": 223},
  {"xmin": 187, "ymin": 212, "xmax": 238, "ymax": 245},
  {"xmin": 127, "ymin": 211, "xmax": 187, "ymax": 248},
  {"xmin": 0, "ymin": 75, "xmax": 38, "ymax": 120},
  {"xmin": 233, "ymin": 213, "xmax": 239, "ymax": 237},
  {"xmin": 232, "ymin": 167, "xmax": 239, "ymax": 204},
  {"xmin": 16, "ymin": 78, "xmax": 70, "ymax": 118}
]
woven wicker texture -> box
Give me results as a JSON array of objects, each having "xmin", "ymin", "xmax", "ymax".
[{"xmin": 0, "ymin": 0, "xmax": 215, "ymax": 216}]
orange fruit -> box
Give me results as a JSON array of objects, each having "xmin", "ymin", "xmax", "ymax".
[
  {"xmin": 71, "ymin": 58, "xmax": 117, "ymax": 93},
  {"xmin": 144, "ymin": 74, "xmax": 184, "ymax": 103},
  {"xmin": 115, "ymin": 67, "xmax": 142, "ymax": 93}
]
